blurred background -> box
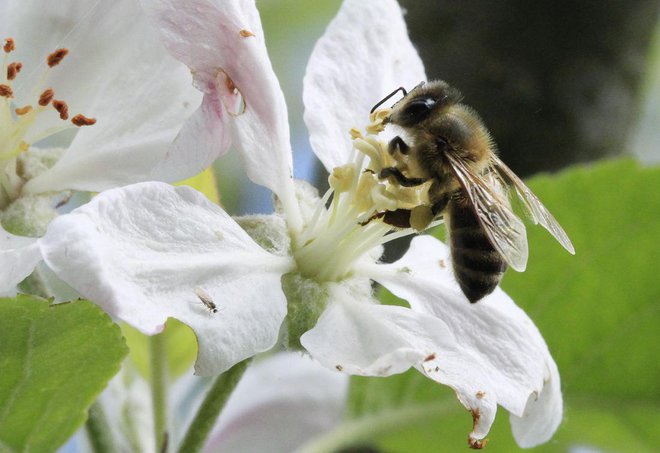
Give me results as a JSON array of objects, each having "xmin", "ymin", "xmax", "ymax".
[
  {"xmin": 212, "ymin": 1, "xmax": 659, "ymax": 452},
  {"xmin": 217, "ymin": 0, "xmax": 660, "ymax": 215}
]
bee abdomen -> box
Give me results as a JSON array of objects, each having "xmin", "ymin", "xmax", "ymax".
[{"xmin": 447, "ymin": 200, "xmax": 507, "ymax": 303}]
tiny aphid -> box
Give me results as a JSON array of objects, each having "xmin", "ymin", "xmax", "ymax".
[
  {"xmin": 371, "ymin": 80, "xmax": 575, "ymax": 303},
  {"xmin": 194, "ymin": 287, "xmax": 218, "ymax": 314}
]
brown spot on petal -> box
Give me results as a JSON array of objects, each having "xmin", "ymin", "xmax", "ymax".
[
  {"xmin": 7, "ymin": 62, "xmax": 22, "ymax": 80},
  {"xmin": 468, "ymin": 436, "xmax": 487, "ymax": 450},
  {"xmin": 468, "ymin": 408, "xmax": 488, "ymax": 449},
  {"xmin": 52, "ymin": 100, "xmax": 69, "ymax": 120},
  {"xmin": 424, "ymin": 353, "xmax": 436, "ymax": 362},
  {"xmin": 4, "ymin": 38, "xmax": 15, "ymax": 53},
  {"xmin": 47, "ymin": 48, "xmax": 69, "ymax": 67},
  {"xmin": 39, "ymin": 88, "xmax": 54, "ymax": 106},
  {"xmin": 217, "ymin": 69, "xmax": 246, "ymax": 116},
  {"xmin": 335, "ymin": 365, "xmax": 343, "ymax": 372},
  {"xmin": 15, "ymin": 105, "xmax": 33, "ymax": 116},
  {"xmin": 239, "ymin": 29, "xmax": 255, "ymax": 38},
  {"xmin": 0, "ymin": 84, "xmax": 13, "ymax": 97},
  {"xmin": 71, "ymin": 114, "xmax": 97, "ymax": 127},
  {"xmin": 476, "ymin": 391, "xmax": 486, "ymax": 400},
  {"xmin": 438, "ymin": 259, "xmax": 446, "ymax": 268}
]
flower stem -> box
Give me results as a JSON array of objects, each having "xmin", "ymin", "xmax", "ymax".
[
  {"xmin": 149, "ymin": 333, "xmax": 168, "ymax": 452},
  {"xmin": 176, "ymin": 359, "xmax": 251, "ymax": 453},
  {"xmin": 85, "ymin": 400, "xmax": 117, "ymax": 453}
]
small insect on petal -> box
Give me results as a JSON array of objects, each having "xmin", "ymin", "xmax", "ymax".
[{"xmin": 195, "ymin": 287, "xmax": 218, "ymax": 314}]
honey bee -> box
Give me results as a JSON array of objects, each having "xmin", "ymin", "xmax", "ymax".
[{"xmin": 372, "ymin": 80, "xmax": 575, "ymax": 303}]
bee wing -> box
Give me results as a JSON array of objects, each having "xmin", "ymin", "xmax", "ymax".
[
  {"xmin": 445, "ymin": 153, "xmax": 529, "ymax": 271},
  {"xmin": 490, "ymin": 154, "xmax": 575, "ymax": 254}
]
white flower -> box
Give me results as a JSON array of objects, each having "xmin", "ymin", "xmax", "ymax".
[
  {"xmin": 0, "ymin": 0, "xmax": 202, "ymax": 293},
  {"xmin": 39, "ymin": 0, "xmax": 563, "ymax": 447}
]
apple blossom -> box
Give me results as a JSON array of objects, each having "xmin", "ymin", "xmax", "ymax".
[
  {"xmin": 40, "ymin": 0, "xmax": 563, "ymax": 447},
  {"xmin": 0, "ymin": 0, "xmax": 202, "ymax": 294}
]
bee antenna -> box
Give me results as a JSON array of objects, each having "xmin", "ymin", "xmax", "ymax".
[{"xmin": 370, "ymin": 86, "xmax": 408, "ymax": 113}]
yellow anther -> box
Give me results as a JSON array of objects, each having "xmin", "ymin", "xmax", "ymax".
[
  {"xmin": 369, "ymin": 108, "xmax": 391, "ymax": 124},
  {"xmin": 328, "ymin": 164, "xmax": 356, "ymax": 193},
  {"xmin": 349, "ymin": 127, "xmax": 363, "ymax": 140}
]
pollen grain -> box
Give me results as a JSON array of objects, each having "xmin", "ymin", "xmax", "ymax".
[
  {"xmin": 47, "ymin": 48, "xmax": 69, "ymax": 67},
  {"xmin": 52, "ymin": 100, "xmax": 69, "ymax": 120},
  {"xmin": 0, "ymin": 84, "xmax": 13, "ymax": 97},
  {"xmin": 3, "ymin": 38, "xmax": 15, "ymax": 53},
  {"xmin": 71, "ymin": 114, "xmax": 97, "ymax": 126},
  {"xmin": 15, "ymin": 105, "xmax": 33, "ymax": 115},
  {"xmin": 7, "ymin": 62, "xmax": 22, "ymax": 80},
  {"xmin": 38, "ymin": 88, "xmax": 55, "ymax": 106}
]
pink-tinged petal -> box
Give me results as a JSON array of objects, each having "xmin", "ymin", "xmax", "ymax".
[
  {"xmin": 205, "ymin": 353, "xmax": 348, "ymax": 453},
  {"xmin": 301, "ymin": 284, "xmax": 455, "ymax": 377},
  {"xmin": 141, "ymin": 0, "xmax": 299, "ymax": 217},
  {"xmin": 0, "ymin": 225, "xmax": 41, "ymax": 294},
  {"xmin": 20, "ymin": 0, "xmax": 202, "ymax": 194},
  {"xmin": 362, "ymin": 235, "xmax": 562, "ymax": 446},
  {"xmin": 303, "ymin": 0, "xmax": 426, "ymax": 172},
  {"xmin": 39, "ymin": 182, "xmax": 294, "ymax": 375}
]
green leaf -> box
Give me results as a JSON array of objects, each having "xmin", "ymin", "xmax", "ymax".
[
  {"xmin": 0, "ymin": 296, "xmax": 127, "ymax": 453},
  {"xmin": 122, "ymin": 318, "xmax": 198, "ymax": 379},
  {"xmin": 325, "ymin": 159, "xmax": 659, "ymax": 452}
]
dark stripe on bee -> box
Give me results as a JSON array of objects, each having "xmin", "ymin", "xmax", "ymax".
[
  {"xmin": 447, "ymin": 200, "xmax": 505, "ymax": 303},
  {"xmin": 451, "ymin": 249, "xmax": 507, "ymax": 273}
]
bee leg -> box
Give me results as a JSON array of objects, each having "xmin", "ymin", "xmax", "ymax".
[
  {"xmin": 431, "ymin": 194, "xmax": 451, "ymax": 216},
  {"xmin": 359, "ymin": 209, "xmax": 413, "ymax": 228},
  {"xmin": 388, "ymin": 136, "xmax": 410, "ymax": 155},
  {"xmin": 379, "ymin": 167, "xmax": 426, "ymax": 187},
  {"xmin": 383, "ymin": 209, "xmax": 413, "ymax": 228}
]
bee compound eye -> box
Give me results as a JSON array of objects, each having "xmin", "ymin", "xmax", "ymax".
[{"xmin": 402, "ymin": 98, "xmax": 436, "ymax": 123}]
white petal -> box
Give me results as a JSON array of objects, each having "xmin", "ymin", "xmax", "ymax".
[
  {"xmin": 39, "ymin": 182, "xmax": 294, "ymax": 374},
  {"xmin": 510, "ymin": 359, "xmax": 563, "ymax": 448},
  {"xmin": 363, "ymin": 235, "xmax": 563, "ymax": 445},
  {"xmin": 141, "ymin": 0, "xmax": 299, "ymax": 217},
  {"xmin": 303, "ymin": 0, "xmax": 426, "ymax": 172},
  {"xmin": 0, "ymin": 225, "xmax": 42, "ymax": 294},
  {"xmin": 21, "ymin": 0, "xmax": 202, "ymax": 194},
  {"xmin": 301, "ymin": 284, "xmax": 455, "ymax": 377},
  {"xmin": 205, "ymin": 353, "xmax": 348, "ymax": 453}
]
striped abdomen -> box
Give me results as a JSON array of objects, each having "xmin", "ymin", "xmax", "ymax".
[{"xmin": 446, "ymin": 197, "xmax": 507, "ymax": 303}]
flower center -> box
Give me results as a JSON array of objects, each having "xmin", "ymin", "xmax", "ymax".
[
  {"xmin": 292, "ymin": 110, "xmax": 438, "ymax": 282},
  {"xmin": 0, "ymin": 37, "xmax": 96, "ymax": 207}
]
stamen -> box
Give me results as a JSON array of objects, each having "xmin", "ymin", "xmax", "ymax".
[
  {"xmin": 7, "ymin": 62, "xmax": 22, "ymax": 80},
  {"xmin": 71, "ymin": 114, "xmax": 96, "ymax": 126},
  {"xmin": 3, "ymin": 38, "xmax": 15, "ymax": 53},
  {"xmin": 15, "ymin": 105, "xmax": 33, "ymax": 115},
  {"xmin": 52, "ymin": 100, "xmax": 69, "ymax": 120},
  {"xmin": 0, "ymin": 84, "xmax": 13, "ymax": 97},
  {"xmin": 39, "ymin": 88, "xmax": 54, "ymax": 106},
  {"xmin": 47, "ymin": 48, "xmax": 69, "ymax": 67}
]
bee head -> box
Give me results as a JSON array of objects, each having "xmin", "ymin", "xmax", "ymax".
[{"xmin": 388, "ymin": 80, "xmax": 463, "ymax": 128}]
